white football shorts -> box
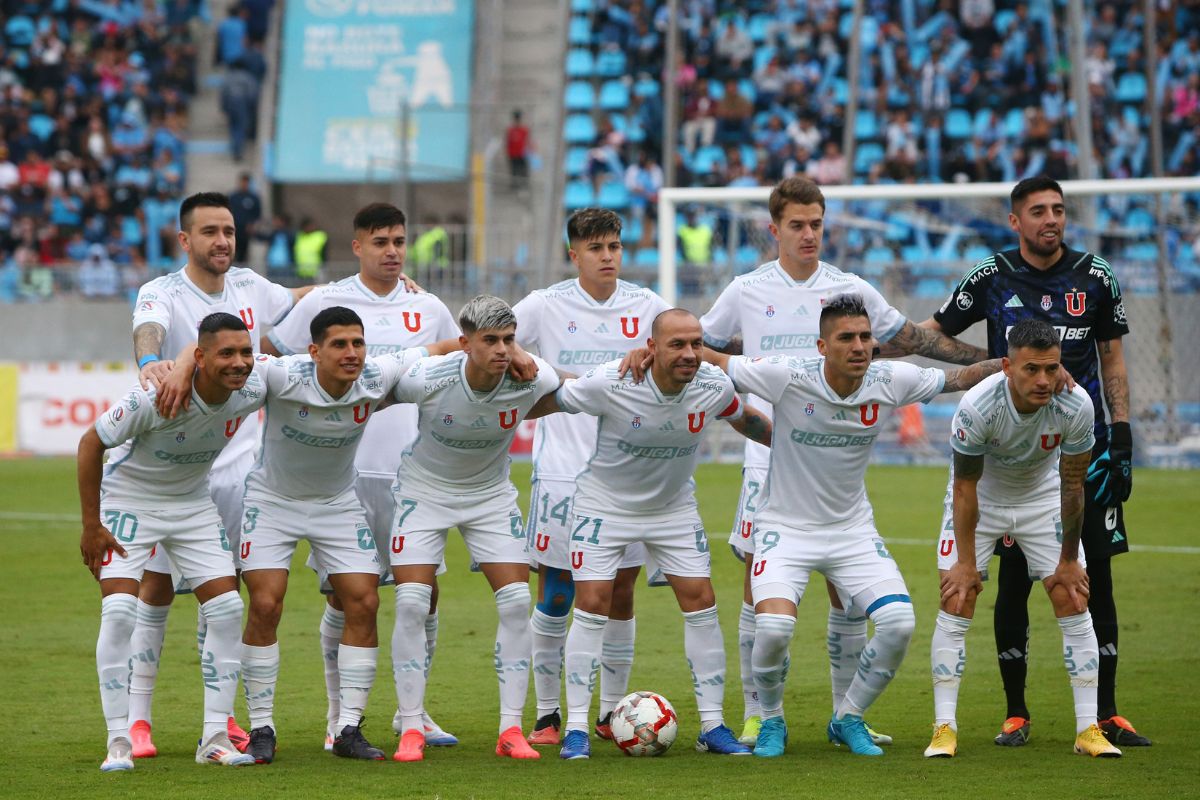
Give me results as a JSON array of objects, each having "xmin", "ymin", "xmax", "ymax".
[
  {"xmin": 568, "ymin": 510, "xmax": 712, "ymax": 583},
  {"xmin": 239, "ymin": 488, "xmax": 382, "ymax": 576},
  {"xmin": 935, "ymin": 496, "xmax": 1084, "ymax": 580},
  {"xmin": 98, "ymin": 498, "xmax": 236, "ymax": 587},
  {"xmin": 389, "ymin": 481, "xmax": 529, "ymax": 568}
]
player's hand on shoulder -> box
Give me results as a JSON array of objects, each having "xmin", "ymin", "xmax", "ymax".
[
  {"xmin": 155, "ymin": 360, "xmax": 195, "ymax": 419},
  {"xmin": 508, "ymin": 346, "xmax": 539, "ymax": 382},
  {"xmin": 1053, "ymin": 365, "xmax": 1077, "ymax": 394},
  {"xmin": 139, "ymin": 359, "xmax": 173, "ymax": 391},
  {"xmin": 80, "ymin": 520, "xmax": 126, "ymax": 581},
  {"xmin": 617, "ymin": 346, "xmax": 653, "ymax": 383},
  {"xmin": 401, "ymin": 273, "xmax": 424, "ymax": 293}
]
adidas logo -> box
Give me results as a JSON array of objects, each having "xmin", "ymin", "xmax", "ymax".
[
  {"xmin": 793, "ymin": 307, "xmax": 809, "ymax": 317},
  {"xmin": 1004, "ymin": 295, "xmax": 1024, "ymax": 308},
  {"xmin": 325, "ymin": 412, "xmax": 342, "ymax": 422},
  {"xmin": 997, "ymin": 648, "xmax": 1025, "ymax": 661},
  {"xmin": 833, "ymin": 410, "xmax": 848, "ymax": 421},
  {"xmin": 378, "ymin": 317, "xmax": 391, "ymax": 326},
  {"xmin": 201, "ymin": 430, "xmax": 216, "ymax": 439},
  {"xmin": 594, "ymin": 323, "xmax": 610, "ymax": 333},
  {"xmin": 659, "ymin": 421, "xmax": 675, "ymax": 431},
  {"xmin": 471, "ymin": 417, "xmax": 489, "ymax": 429},
  {"xmin": 1112, "ymin": 531, "xmax": 1125, "ymax": 543}
]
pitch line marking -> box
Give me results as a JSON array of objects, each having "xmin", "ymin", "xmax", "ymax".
[{"xmin": 883, "ymin": 536, "xmax": 1200, "ymax": 555}]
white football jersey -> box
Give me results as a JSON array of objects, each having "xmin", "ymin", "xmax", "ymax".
[
  {"xmin": 728, "ymin": 355, "xmax": 944, "ymax": 532},
  {"xmin": 133, "ymin": 266, "xmax": 293, "ymax": 466},
  {"xmin": 96, "ymin": 365, "xmax": 268, "ymax": 505},
  {"xmin": 949, "ymin": 372, "xmax": 1095, "ymax": 506},
  {"xmin": 393, "ymin": 351, "xmax": 560, "ymax": 495},
  {"xmin": 244, "ymin": 351, "xmax": 421, "ymax": 501},
  {"xmin": 266, "ymin": 275, "xmax": 460, "ymax": 476},
  {"xmin": 557, "ymin": 361, "xmax": 742, "ymax": 522},
  {"xmin": 701, "ymin": 260, "xmax": 907, "ymax": 470},
  {"xmin": 514, "ymin": 278, "xmax": 671, "ymax": 482}
]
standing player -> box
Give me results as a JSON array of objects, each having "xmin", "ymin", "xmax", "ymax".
[
  {"xmin": 704, "ymin": 294, "xmax": 1003, "ymax": 758},
  {"xmin": 530, "ymin": 309, "xmax": 773, "ymax": 760},
  {"xmin": 700, "ymin": 177, "xmax": 987, "ymax": 745},
  {"xmin": 123, "ymin": 191, "xmax": 305, "ymax": 757},
  {"xmin": 920, "ymin": 176, "xmax": 1145, "ymax": 747},
  {"xmin": 389, "ymin": 296, "xmax": 558, "ymax": 764},
  {"xmin": 923, "ymin": 319, "xmax": 1121, "ymax": 759},
  {"xmin": 263, "ymin": 202, "xmax": 461, "ymax": 750},
  {"xmin": 512, "ymin": 208, "xmax": 671, "ymax": 744},
  {"xmin": 78, "ymin": 313, "xmax": 263, "ymax": 771}
]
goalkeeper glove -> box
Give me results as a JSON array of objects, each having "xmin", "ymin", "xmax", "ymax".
[{"xmin": 1086, "ymin": 421, "xmax": 1133, "ymax": 506}]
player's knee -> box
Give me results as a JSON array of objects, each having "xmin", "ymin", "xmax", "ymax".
[
  {"xmin": 139, "ymin": 572, "xmax": 176, "ymax": 605},
  {"xmin": 247, "ymin": 594, "xmax": 283, "ymax": 629},
  {"xmin": 395, "ymin": 583, "xmax": 433, "ymax": 629},
  {"xmin": 872, "ymin": 601, "xmax": 916, "ymax": 647},
  {"xmin": 495, "ymin": 582, "xmax": 532, "ymax": 623}
]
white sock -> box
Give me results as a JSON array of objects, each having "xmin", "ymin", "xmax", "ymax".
[
  {"xmin": 827, "ymin": 606, "xmax": 867, "ymax": 713},
  {"xmin": 530, "ymin": 608, "xmax": 568, "ymax": 716},
  {"xmin": 683, "ymin": 606, "xmax": 726, "ymax": 727},
  {"xmin": 424, "ymin": 610, "xmax": 439, "ymax": 679},
  {"xmin": 196, "ymin": 603, "xmax": 208, "ymax": 659},
  {"xmin": 752, "ymin": 613, "xmax": 794, "ymax": 719},
  {"xmin": 319, "ymin": 604, "xmax": 345, "ymax": 732},
  {"xmin": 564, "ymin": 609, "xmax": 607, "ymax": 732},
  {"xmin": 599, "ymin": 617, "xmax": 635, "ymax": 717},
  {"xmin": 128, "ymin": 600, "xmax": 169, "ymax": 725},
  {"xmin": 837, "ymin": 602, "xmax": 915, "ymax": 719},
  {"xmin": 494, "ymin": 583, "xmax": 532, "ymax": 733},
  {"xmin": 737, "ymin": 603, "xmax": 759, "ymax": 719},
  {"xmin": 1058, "ymin": 611, "xmax": 1099, "ymax": 733},
  {"xmin": 393, "ymin": 583, "xmax": 432, "ymax": 733},
  {"xmin": 97, "ymin": 594, "xmax": 138, "ymax": 745},
  {"xmin": 199, "ymin": 591, "xmax": 245, "ymax": 741},
  {"xmin": 931, "ymin": 610, "xmax": 971, "ymax": 729},
  {"xmin": 337, "ymin": 644, "xmax": 378, "ymax": 730},
  {"xmin": 242, "ymin": 642, "xmax": 279, "ymax": 731}
]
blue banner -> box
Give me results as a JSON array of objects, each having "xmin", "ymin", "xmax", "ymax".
[{"xmin": 274, "ymin": 0, "xmax": 474, "ymax": 183}]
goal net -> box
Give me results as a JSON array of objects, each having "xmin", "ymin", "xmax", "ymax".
[{"xmin": 655, "ymin": 178, "xmax": 1200, "ymax": 467}]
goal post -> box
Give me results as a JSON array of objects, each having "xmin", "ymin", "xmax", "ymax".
[{"xmin": 656, "ymin": 176, "xmax": 1200, "ymax": 462}]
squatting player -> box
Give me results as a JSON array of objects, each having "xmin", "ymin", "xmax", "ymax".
[
  {"xmin": 699, "ymin": 177, "xmax": 987, "ymax": 745},
  {"xmin": 388, "ymin": 295, "xmax": 558, "ymax": 763},
  {"xmin": 530, "ymin": 309, "xmax": 774, "ymax": 760},
  {"xmin": 705, "ymin": 294, "xmax": 1002, "ymax": 758},
  {"xmin": 512, "ymin": 207, "xmax": 670, "ymax": 744},
  {"xmin": 79, "ymin": 313, "xmax": 263, "ymax": 771},
  {"xmin": 924, "ymin": 318, "xmax": 1121, "ymax": 759},
  {"xmin": 920, "ymin": 176, "xmax": 1145, "ymax": 747},
  {"xmin": 264, "ymin": 202, "xmax": 461, "ymax": 749}
]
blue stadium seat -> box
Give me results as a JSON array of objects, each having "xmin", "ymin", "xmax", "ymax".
[
  {"xmin": 598, "ymin": 182, "xmax": 631, "ymax": 209},
  {"xmin": 622, "ymin": 215, "xmax": 643, "ymax": 243},
  {"xmin": 1115, "ymin": 72, "xmax": 1146, "ymax": 103},
  {"xmin": 625, "ymin": 117, "xmax": 646, "ymax": 143},
  {"xmin": 635, "ymin": 248, "xmax": 659, "ymax": 267},
  {"xmin": 915, "ymin": 277, "xmax": 952, "ymax": 297},
  {"xmin": 596, "ymin": 49, "xmax": 627, "ymax": 78},
  {"xmin": 854, "ymin": 110, "xmax": 879, "ymax": 140},
  {"xmin": 865, "ymin": 246, "xmax": 894, "ymax": 264},
  {"xmin": 569, "ymin": 16, "xmax": 591, "ymax": 45},
  {"xmin": 564, "ymin": 180, "xmax": 595, "ymax": 209},
  {"xmin": 854, "ymin": 142, "xmax": 884, "ymax": 175},
  {"xmin": 748, "ymin": 13, "xmax": 772, "ymax": 43},
  {"xmin": 570, "ymin": 0, "xmax": 594, "ymax": 12},
  {"xmin": 564, "ymin": 147, "xmax": 588, "ymax": 176},
  {"xmin": 633, "ymin": 76, "xmax": 660, "ymax": 98},
  {"xmin": 599, "ymin": 80, "xmax": 630, "ymax": 110},
  {"xmin": 29, "ymin": 113, "xmax": 55, "ymax": 141},
  {"xmin": 753, "ymin": 45, "xmax": 776, "ymax": 73},
  {"xmin": 564, "ymin": 114, "xmax": 597, "ymax": 144},
  {"xmin": 945, "ymin": 108, "xmax": 972, "ymax": 138},
  {"xmin": 739, "ymin": 144, "xmax": 758, "ymax": 171},
  {"xmin": 691, "ymin": 146, "xmax": 726, "ymax": 175},
  {"xmin": 565, "ymin": 81, "xmax": 595, "ymax": 110},
  {"xmin": 993, "ymin": 8, "xmax": 1016, "ymax": 33},
  {"xmin": 736, "ymin": 245, "xmax": 760, "ymax": 266},
  {"xmin": 1124, "ymin": 208, "xmax": 1155, "ymax": 235},
  {"xmin": 1004, "ymin": 107, "xmax": 1026, "ymax": 138},
  {"xmin": 963, "ymin": 244, "xmax": 992, "ymax": 264},
  {"xmin": 566, "ymin": 49, "xmax": 595, "ymax": 78},
  {"xmin": 1123, "ymin": 242, "xmax": 1158, "ymax": 262}
]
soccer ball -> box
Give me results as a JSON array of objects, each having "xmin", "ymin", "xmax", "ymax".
[{"xmin": 609, "ymin": 691, "xmax": 679, "ymax": 756}]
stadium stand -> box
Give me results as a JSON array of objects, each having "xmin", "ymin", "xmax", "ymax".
[{"xmin": 559, "ymin": 0, "xmax": 1200, "ymax": 286}]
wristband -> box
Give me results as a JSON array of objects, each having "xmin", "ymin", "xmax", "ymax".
[{"xmin": 138, "ymin": 354, "xmax": 160, "ymax": 369}]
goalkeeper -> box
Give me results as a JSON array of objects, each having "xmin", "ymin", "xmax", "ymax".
[{"xmin": 914, "ymin": 176, "xmax": 1147, "ymax": 748}]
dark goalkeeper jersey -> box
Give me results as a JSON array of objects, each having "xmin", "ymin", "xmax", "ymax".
[{"xmin": 933, "ymin": 245, "xmax": 1130, "ymax": 443}]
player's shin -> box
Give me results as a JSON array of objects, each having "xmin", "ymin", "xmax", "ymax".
[
  {"xmin": 241, "ymin": 642, "xmax": 279, "ymax": 731},
  {"xmin": 737, "ymin": 603, "xmax": 759, "ymax": 719},
  {"xmin": 1059, "ymin": 611, "xmax": 1100, "ymax": 733},
  {"xmin": 827, "ymin": 606, "xmax": 868, "ymax": 713},
  {"xmin": 199, "ymin": 591, "xmax": 245, "ymax": 740},
  {"xmin": 564, "ymin": 609, "xmax": 607, "ymax": 732},
  {"xmin": 530, "ymin": 609, "xmax": 568, "ymax": 716},
  {"xmin": 97, "ymin": 594, "xmax": 138, "ymax": 745},
  {"xmin": 931, "ymin": 611, "xmax": 971, "ymax": 728},
  {"xmin": 599, "ymin": 617, "xmax": 636, "ymax": 718},
  {"xmin": 683, "ymin": 607, "xmax": 727, "ymax": 730},
  {"xmin": 319, "ymin": 604, "xmax": 345, "ymax": 735},
  {"xmin": 392, "ymin": 583, "xmax": 432, "ymax": 734},
  {"xmin": 752, "ymin": 613, "xmax": 795, "ymax": 719},
  {"xmin": 838, "ymin": 601, "xmax": 914, "ymax": 719},
  {"xmin": 337, "ymin": 644, "xmax": 378, "ymax": 730},
  {"xmin": 128, "ymin": 600, "xmax": 169, "ymax": 726},
  {"xmin": 495, "ymin": 583, "xmax": 533, "ymax": 733}
]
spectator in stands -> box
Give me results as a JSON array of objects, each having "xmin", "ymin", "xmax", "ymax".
[
  {"xmin": 682, "ymin": 78, "xmax": 717, "ymax": 152},
  {"xmin": 217, "ymin": 4, "xmax": 250, "ymax": 67},
  {"xmin": 676, "ymin": 208, "xmax": 712, "ymax": 294},
  {"xmin": 261, "ymin": 213, "xmax": 297, "ymax": 282},
  {"xmin": 885, "ymin": 110, "xmax": 918, "ymax": 179},
  {"xmin": 920, "ymin": 48, "xmax": 952, "ymax": 113},
  {"xmin": 714, "ymin": 78, "xmax": 753, "ymax": 145},
  {"xmin": 293, "ymin": 217, "xmax": 328, "ymax": 280},
  {"xmin": 221, "ymin": 57, "xmax": 259, "ymax": 161},
  {"xmin": 229, "ymin": 173, "xmax": 262, "ymax": 264},
  {"xmin": 629, "ymin": 19, "xmax": 661, "ymax": 76},
  {"xmin": 77, "ymin": 243, "xmax": 120, "ymax": 299},
  {"xmin": 0, "ymin": 145, "xmax": 19, "ymax": 191},
  {"xmin": 506, "ymin": 109, "xmax": 531, "ymax": 192},
  {"xmin": 625, "ymin": 150, "xmax": 662, "ymax": 224},
  {"xmin": 715, "ymin": 19, "xmax": 754, "ymax": 80},
  {"xmin": 808, "ymin": 140, "xmax": 847, "ymax": 185},
  {"xmin": 586, "ymin": 117, "xmax": 626, "ymax": 192},
  {"xmin": 753, "ymin": 57, "xmax": 787, "ymax": 111}
]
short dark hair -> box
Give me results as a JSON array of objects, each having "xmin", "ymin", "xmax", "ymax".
[
  {"xmin": 819, "ymin": 293, "xmax": 870, "ymax": 337},
  {"xmin": 1010, "ymin": 176, "xmax": 1064, "ymax": 211},
  {"xmin": 566, "ymin": 208, "xmax": 622, "ymax": 246},
  {"xmin": 353, "ymin": 203, "xmax": 406, "ymax": 234},
  {"xmin": 197, "ymin": 312, "xmax": 247, "ymax": 342},
  {"xmin": 769, "ymin": 176, "xmax": 825, "ymax": 221},
  {"xmin": 651, "ymin": 308, "xmax": 699, "ymax": 338},
  {"xmin": 1007, "ymin": 318, "xmax": 1060, "ymax": 351},
  {"xmin": 179, "ymin": 192, "xmax": 231, "ymax": 230},
  {"xmin": 310, "ymin": 306, "xmax": 364, "ymax": 344}
]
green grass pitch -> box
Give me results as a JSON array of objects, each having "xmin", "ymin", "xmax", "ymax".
[{"xmin": 2, "ymin": 459, "xmax": 1195, "ymax": 798}]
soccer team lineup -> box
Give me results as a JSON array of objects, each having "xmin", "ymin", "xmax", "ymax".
[{"xmin": 83, "ymin": 176, "xmax": 1147, "ymax": 772}]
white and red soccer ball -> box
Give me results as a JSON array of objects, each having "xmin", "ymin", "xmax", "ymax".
[{"xmin": 610, "ymin": 691, "xmax": 679, "ymax": 756}]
